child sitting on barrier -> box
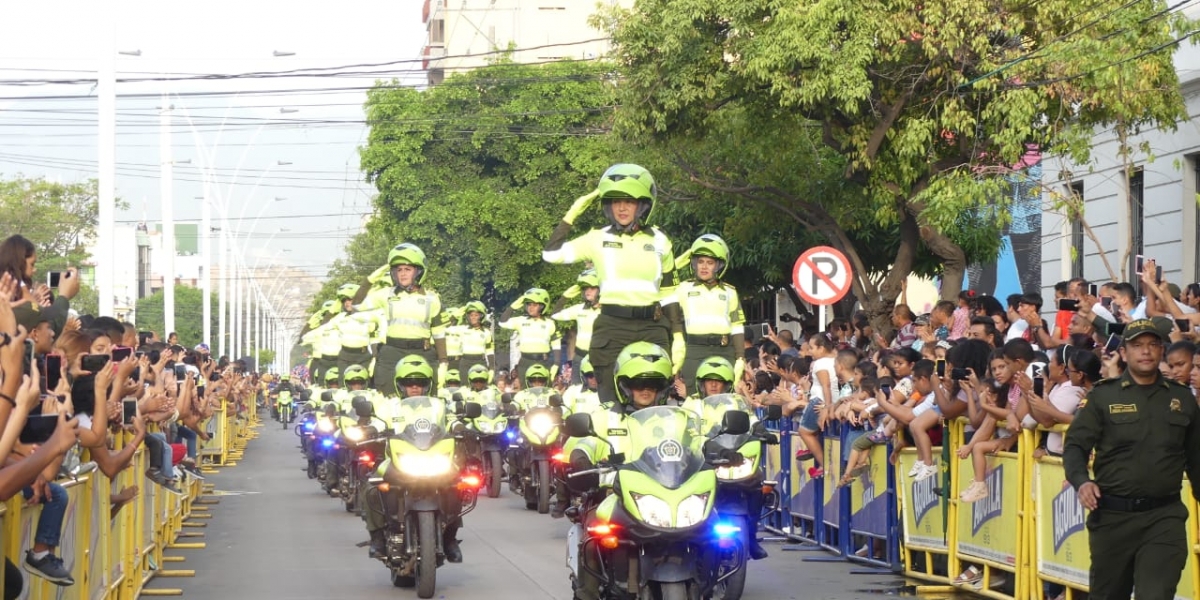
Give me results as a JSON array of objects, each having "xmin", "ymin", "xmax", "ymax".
[
  {"xmin": 838, "ymin": 374, "xmax": 882, "ymax": 487},
  {"xmin": 869, "ymin": 347, "xmax": 924, "ymax": 465},
  {"xmin": 957, "ymin": 340, "xmax": 1036, "ymax": 503},
  {"xmin": 906, "ymin": 340, "xmax": 993, "ymax": 482},
  {"xmin": 795, "ymin": 334, "xmax": 837, "ymax": 478}
]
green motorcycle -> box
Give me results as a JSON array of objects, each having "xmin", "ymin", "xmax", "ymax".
[
  {"xmin": 466, "ymin": 389, "xmax": 510, "ymax": 499},
  {"xmin": 368, "ymin": 396, "xmax": 483, "ymax": 598},
  {"xmin": 565, "ymin": 405, "xmax": 751, "ymax": 600}
]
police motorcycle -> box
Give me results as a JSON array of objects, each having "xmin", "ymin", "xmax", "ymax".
[
  {"xmin": 463, "ymin": 371, "xmax": 509, "ymax": 498},
  {"xmin": 564, "ymin": 407, "xmax": 751, "ymax": 600},
  {"xmin": 296, "ymin": 390, "xmax": 335, "ymax": 479},
  {"xmin": 367, "ymin": 396, "xmax": 484, "ymax": 598},
  {"xmin": 692, "ymin": 394, "xmax": 782, "ymax": 600},
  {"xmin": 335, "ymin": 396, "xmax": 391, "ymax": 514},
  {"xmin": 507, "ymin": 382, "xmax": 567, "ymax": 514}
]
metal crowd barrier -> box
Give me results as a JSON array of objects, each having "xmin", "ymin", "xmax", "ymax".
[{"xmin": 0, "ymin": 397, "xmax": 259, "ymax": 599}]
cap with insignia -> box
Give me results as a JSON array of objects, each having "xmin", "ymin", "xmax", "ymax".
[{"xmin": 1122, "ymin": 317, "xmax": 1172, "ymax": 343}]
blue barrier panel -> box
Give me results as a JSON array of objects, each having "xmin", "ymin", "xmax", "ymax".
[
  {"xmin": 841, "ymin": 426, "xmax": 901, "ymax": 570},
  {"xmin": 819, "ymin": 420, "xmax": 842, "ymax": 553}
]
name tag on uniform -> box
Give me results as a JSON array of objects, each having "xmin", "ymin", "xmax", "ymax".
[
  {"xmin": 1109, "ymin": 404, "xmax": 1138, "ymax": 414},
  {"xmin": 607, "ymin": 428, "xmax": 628, "ymax": 436},
  {"xmin": 603, "ymin": 241, "xmax": 622, "ymax": 249},
  {"xmin": 687, "ymin": 291, "xmax": 701, "ymax": 297}
]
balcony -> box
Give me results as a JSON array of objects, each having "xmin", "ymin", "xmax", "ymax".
[{"xmin": 422, "ymin": 0, "xmax": 444, "ymax": 23}]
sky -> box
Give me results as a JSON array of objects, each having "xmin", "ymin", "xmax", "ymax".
[{"xmin": 0, "ymin": 0, "xmax": 429, "ymax": 278}]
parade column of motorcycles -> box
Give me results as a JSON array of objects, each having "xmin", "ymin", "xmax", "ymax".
[{"xmin": 276, "ymin": 163, "xmax": 781, "ymax": 600}]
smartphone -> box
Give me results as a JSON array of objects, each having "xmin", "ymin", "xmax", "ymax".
[
  {"xmin": 760, "ymin": 323, "xmax": 770, "ymax": 337},
  {"xmin": 1088, "ymin": 283, "xmax": 1098, "ymax": 297},
  {"xmin": 880, "ymin": 383, "xmax": 893, "ymax": 397},
  {"xmin": 122, "ymin": 399, "xmax": 137, "ymax": 425},
  {"xmin": 1156, "ymin": 265, "xmax": 1163, "ymax": 284},
  {"xmin": 1101, "ymin": 296, "xmax": 1113, "ymax": 309},
  {"xmin": 81, "ymin": 354, "xmax": 111, "ymax": 372},
  {"xmin": 1135, "ymin": 255, "xmax": 1145, "ymax": 275},
  {"xmin": 174, "ymin": 364, "xmax": 187, "ymax": 380},
  {"xmin": 935, "ymin": 359, "xmax": 946, "ymax": 378},
  {"xmin": 46, "ymin": 271, "xmax": 62, "ymax": 288},
  {"xmin": 23, "ymin": 339, "xmax": 34, "ymax": 375},
  {"xmin": 1057, "ymin": 298, "xmax": 1079, "ymax": 311},
  {"xmin": 1033, "ymin": 377, "xmax": 1045, "ymax": 397},
  {"xmin": 112, "ymin": 346, "xmax": 133, "ymax": 362},
  {"xmin": 951, "ymin": 368, "xmax": 971, "ymax": 381},
  {"xmin": 1178, "ymin": 319, "xmax": 1191, "ymax": 333},
  {"xmin": 44, "ymin": 354, "xmax": 62, "ymax": 390},
  {"xmin": 1104, "ymin": 333, "xmax": 1121, "ymax": 354}
]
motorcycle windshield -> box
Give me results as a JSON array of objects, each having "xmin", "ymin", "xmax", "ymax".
[
  {"xmin": 391, "ymin": 396, "xmax": 450, "ymax": 451},
  {"xmin": 624, "ymin": 406, "xmax": 706, "ymax": 490},
  {"xmin": 523, "ymin": 387, "xmax": 555, "ymax": 408},
  {"xmin": 697, "ymin": 393, "xmax": 753, "ymax": 438},
  {"xmin": 480, "ymin": 401, "xmax": 504, "ymax": 420}
]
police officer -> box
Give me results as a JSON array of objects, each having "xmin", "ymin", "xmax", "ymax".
[
  {"xmin": 301, "ymin": 300, "xmax": 341, "ymax": 382},
  {"xmin": 454, "ymin": 301, "xmax": 494, "ymax": 376},
  {"xmin": 672, "ymin": 234, "xmax": 745, "ymax": 395},
  {"xmin": 500, "ymin": 288, "xmax": 557, "ymax": 387},
  {"xmin": 353, "ymin": 243, "xmax": 448, "ymax": 396},
  {"xmin": 1063, "ymin": 317, "xmax": 1200, "ymax": 600},
  {"xmin": 331, "ymin": 283, "xmax": 377, "ymax": 386},
  {"xmin": 542, "ymin": 164, "xmax": 683, "ymax": 406},
  {"xmin": 552, "ymin": 270, "xmax": 602, "ymax": 384}
]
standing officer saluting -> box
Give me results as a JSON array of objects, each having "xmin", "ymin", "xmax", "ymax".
[
  {"xmin": 1063, "ymin": 317, "xmax": 1200, "ymax": 600},
  {"xmin": 542, "ymin": 164, "xmax": 683, "ymax": 406}
]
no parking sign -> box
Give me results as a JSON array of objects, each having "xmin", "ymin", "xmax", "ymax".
[{"xmin": 792, "ymin": 246, "xmax": 853, "ymax": 306}]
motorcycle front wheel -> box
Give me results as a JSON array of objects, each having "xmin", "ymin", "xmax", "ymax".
[
  {"xmin": 486, "ymin": 451, "xmax": 503, "ymax": 498},
  {"xmin": 416, "ymin": 511, "xmax": 438, "ymax": 599},
  {"xmin": 537, "ymin": 460, "xmax": 551, "ymax": 514}
]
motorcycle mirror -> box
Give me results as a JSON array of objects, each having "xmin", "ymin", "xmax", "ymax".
[
  {"xmin": 452, "ymin": 392, "xmax": 464, "ymax": 404},
  {"xmin": 501, "ymin": 393, "xmax": 515, "ymax": 404},
  {"xmin": 352, "ymin": 396, "xmax": 373, "ymax": 418},
  {"xmin": 564, "ymin": 412, "xmax": 595, "ymax": 438},
  {"xmin": 766, "ymin": 404, "xmax": 783, "ymax": 421},
  {"xmin": 321, "ymin": 390, "xmax": 334, "ymax": 403},
  {"xmin": 549, "ymin": 394, "xmax": 563, "ymax": 408},
  {"xmin": 464, "ymin": 402, "xmax": 483, "ymax": 419},
  {"xmin": 722, "ymin": 411, "xmax": 751, "ymax": 435}
]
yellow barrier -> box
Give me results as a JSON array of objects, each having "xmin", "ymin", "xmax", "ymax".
[
  {"xmin": 2, "ymin": 415, "xmax": 247, "ymax": 599},
  {"xmin": 198, "ymin": 401, "xmax": 229, "ymax": 467},
  {"xmin": 896, "ymin": 420, "xmax": 1200, "ymax": 600}
]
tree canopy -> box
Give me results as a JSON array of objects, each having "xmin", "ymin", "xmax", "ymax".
[{"xmin": 135, "ymin": 286, "xmax": 217, "ymax": 349}]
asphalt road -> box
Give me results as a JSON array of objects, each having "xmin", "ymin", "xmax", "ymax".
[{"xmin": 143, "ymin": 416, "xmax": 947, "ymax": 600}]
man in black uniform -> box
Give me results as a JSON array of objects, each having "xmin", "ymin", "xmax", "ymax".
[{"xmin": 1063, "ymin": 317, "xmax": 1200, "ymax": 600}]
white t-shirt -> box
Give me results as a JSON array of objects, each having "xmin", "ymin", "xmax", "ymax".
[
  {"xmin": 1005, "ymin": 319, "xmax": 1029, "ymax": 342},
  {"xmin": 809, "ymin": 356, "xmax": 838, "ymax": 403},
  {"xmin": 1046, "ymin": 381, "xmax": 1085, "ymax": 454}
]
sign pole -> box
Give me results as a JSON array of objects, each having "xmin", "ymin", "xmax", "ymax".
[{"xmin": 819, "ymin": 304, "xmax": 826, "ymax": 333}]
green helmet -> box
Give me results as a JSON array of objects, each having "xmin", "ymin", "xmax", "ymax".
[
  {"xmin": 336, "ymin": 283, "xmax": 360, "ymax": 300},
  {"xmin": 445, "ymin": 369, "xmax": 462, "ymax": 385},
  {"xmin": 577, "ymin": 269, "xmax": 600, "ymax": 289},
  {"xmin": 523, "ymin": 288, "xmax": 550, "ymax": 309},
  {"xmin": 597, "ymin": 164, "xmax": 657, "ymax": 229},
  {"xmin": 280, "ymin": 374, "xmax": 290, "ymax": 381},
  {"xmin": 343, "ymin": 365, "xmax": 370, "ymax": 384},
  {"xmin": 525, "ymin": 363, "xmax": 551, "ymax": 384},
  {"xmin": 387, "ymin": 243, "xmax": 427, "ymax": 285},
  {"xmin": 463, "ymin": 301, "xmax": 487, "ymax": 318},
  {"xmin": 467, "ymin": 364, "xmax": 492, "ymax": 384},
  {"xmin": 321, "ymin": 300, "xmax": 338, "ymax": 315},
  {"xmin": 324, "ymin": 367, "xmax": 341, "ymax": 383},
  {"xmin": 580, "ymin": 355, "xmax": 594, "ymax": 377},
  {"xmin": 614, "ymin": 342, "xmax": 672, "ymax": 405},
  {"xmin": 394, "ymin": 355, "xmax": 434, "ymax": 397},
  {"xmin": 689, "ymin": 234, "xmax": 730, "ymax": 279},
  {"xmin": 695, "ymin": 356, "xmax": 734, "ymax": 394}
]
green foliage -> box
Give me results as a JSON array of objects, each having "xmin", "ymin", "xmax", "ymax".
[
  {"xmin": 256, "ymin": 348, "xmax": 276, "ymax": 369},
  {"xmin": 135, "ymin": 286, "xmax": 217, "ymax": 348}
]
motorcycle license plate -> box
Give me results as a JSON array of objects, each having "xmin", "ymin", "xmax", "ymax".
[{"xmin": 566, "ymin": 523, "xmax": 582, "ymax": 573}]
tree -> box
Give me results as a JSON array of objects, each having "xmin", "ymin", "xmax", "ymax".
[
  {"xmin": 599, "ymin": 0, "xmax": 1197, "ymax": 330},
  {"xmin": 135, "ymin": 286, "xmax": 217, "ymax": 348},
  {"xmin": 0, "ymin": 176, "xmax": 114, "ymax": 316},
  {"xmin": 256, "ymin": 348, "xmax": 276, "ymax": 370}
]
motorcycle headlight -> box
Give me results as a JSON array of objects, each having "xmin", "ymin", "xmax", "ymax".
[
  {"xmin": 397, "ymin": 453, "xmax": 453, "ymax": 477},
  {"xmin": 528, "ymin": 413, "xmax": 556, "ymax": 438},
  {"xmin": 317, "ymin": 419, "xmax": 335, "ymax": 433},
  {"xmin": 343, "ymin": 426, "xmax": 365, "ymax": 442},
  {"xmin": 676, "ymin": 493, "xmax": 710, "ymax": 527},
  {"xmin": 475, "ymin": 421, "xmax": 492, "ymax": 434},
  {"xmin": 716, "ymin": 458, "xmax": 757, "ymax": 481},
  {"xmin": 632, "ymin": 494, "xmax": 673, "ymax": 528}
]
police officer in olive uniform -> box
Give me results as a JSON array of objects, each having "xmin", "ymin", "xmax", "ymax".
[
  {"xmin": 353, "ymin": 243, "xmax": 448, "ymax": 397},
  {"xmin": 1063, "ymin": 317, "xmax": 1200, "ymax": 600},
  {"xmin": 500, "ymin": 288, "xmax": 557, "ymax": 387},
  {"xmin": 331, "ymin": 283, "xmax": 377, "ymax": 386},
  {"xmin": 552, "ymin": 270, "xmax": 602, "ymax": 384},
  {"xmin": 543, "ymin": 164, "xmax": 683, "ymax": 406},
  {"xmin": 454, "ymin": 301, "xmax": 494, "ymax": 377},
  {"xmin": 672, "ymin": 234, "xmax": 746, "ymax": 396},
  {"xmin": 300, "ymin": 300, "xmax": 341, "ymax": 383}
]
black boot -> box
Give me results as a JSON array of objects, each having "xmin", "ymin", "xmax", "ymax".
[
  {"xmin": 368, "ymin": 530, "xmax": 387, "ymax": 559},
  {"xmin": 442, "ymin": 527, "xmax": 463, "ymax": 563},
  {"xmin": 749, "ymin": 538, "xmax": 769, "ymax": 560}
]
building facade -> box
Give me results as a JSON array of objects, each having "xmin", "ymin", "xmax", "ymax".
[
  {"xmin": 1041, "ymin": 7, "xmax": 1200, "ymax": 296},
  {"xmin": 422, "ymin": 0, "xmax": 627, "ymax": 85}
]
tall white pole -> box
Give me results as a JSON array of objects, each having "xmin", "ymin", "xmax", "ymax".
[
  {"xmin": 160, "ymin": 94, "xmax": 176, "ymax": 336},
  {"xmin": 218, "ymin": 224, "xmax": 227, "ymax": 357},
  {"xmin": 97, "ymin": 23, "xmax": 116, "ymax": 317},
  {"xmin": 233, "ymin": 254, "xmax": 242, "ymax": 359},
  {"xmin": 200, "ymin": 192, "xmax": 211, "ymax": 346}
]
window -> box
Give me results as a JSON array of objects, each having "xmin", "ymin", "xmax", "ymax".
[
  {"xmin": 1129, "ymin": 168, "xmax": 1144, "ymax": 292},
  {"xmin": 1069, "ymin": 181, "xmax": 1084, "ymax": 279},
  {"xmin": 430, "ymin": 18, "xmax": 445, "ymax": 44}
]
